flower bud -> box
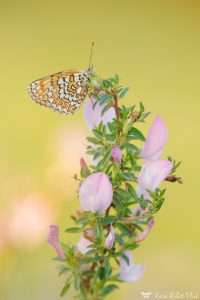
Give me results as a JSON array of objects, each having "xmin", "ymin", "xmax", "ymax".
[
  {"xmin": 111, "ymin": 145, "xmax": 122, "ymax": 164},
  {"xmin": 105, "ymin": 225, "xmax": 115, "ymax": 249},
  {"xmin": 136, "ymin": 219, "xmax": 155, "ymax": 242},
  {"xmin": 80, "ymin": 158, "xmax": 88, "ymax": 169},
  {"xmin": 80, "ymin": 158, "xmax": 90, "ymax": 177},
  {"xmin": 47, "ymin": 225, "xmax": 66, "ymax": 260},
  {"xmin": 140, "ymin": 115, "xmax": 167, "ymax": 160},
  {"xmin": 83, "ymin": 97, "xmax": 116, "ymax": 129},
  {"xmin": 79, "ymin": 172, "xmax": 113, "ymax": 213},
  {"xmin": 119, "ymin": 251, "xmax": 144, "ymax": 283}
]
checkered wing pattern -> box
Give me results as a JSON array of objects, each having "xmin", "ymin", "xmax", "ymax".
[{"xmin": 27, "ymin": 70, "xmax": 89, "ymax": 115}]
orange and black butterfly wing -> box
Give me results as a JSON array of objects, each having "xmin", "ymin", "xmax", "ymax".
[{"xmin": 27, "ymin": 70, "xmax": 89, "ymax": 115}]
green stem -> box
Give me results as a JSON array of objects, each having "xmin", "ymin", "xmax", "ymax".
[{"xmin": 113, "ymin": 92, "xmax": 120, "ymax": 139}]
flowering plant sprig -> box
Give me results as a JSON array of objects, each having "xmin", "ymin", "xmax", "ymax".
[{"xmin": 47, "ymin": 73, "xmax": 182, "ymax": 300}]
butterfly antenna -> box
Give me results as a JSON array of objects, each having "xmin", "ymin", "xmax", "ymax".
[{"xmin": 88, "ymin": 42, "xmax": 94, "ymax": 68}]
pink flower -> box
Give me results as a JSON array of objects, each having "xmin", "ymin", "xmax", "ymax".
[
  {"xmin": 111, "ymin": 145, "xmax": 122, "ymax": 164},
  {"xmin": 140, "ymin": 115, "xmax": 168, "ymax": 160},
  {"xmin": 105, "ymin": 225, "xmax": 115, "ymax": 249},
  {"xmin": 79, "ymin": 172, "xmax": 113, "ymax": 213},
  {"xmin": 119, "ymin": 251, "xmax": 144, "ymax": 283},
  {"xmin": 83, "ymin": 97, "xmax": 116, "ymax": 129},
  {"xmin": 138, "ymin": 160, "xmax": 173, "ymax": 193},
  {"xmin": 77, "ymin": 229, "xmax": 94, "ymax": 254},
  {"xmin": 136, "ymin": 219, "xmax": 155, "ymax": 242},
  {"xmin": 47, "ymin": 225, "xmax": 66, "ymax": 260}
]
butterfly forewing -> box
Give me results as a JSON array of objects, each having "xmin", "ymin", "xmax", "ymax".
[{"xmin": 27, "ymin": 70, "xmax": 89, "ymax": 115}]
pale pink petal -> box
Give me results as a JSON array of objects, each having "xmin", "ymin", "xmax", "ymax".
[
  {"xmin": 136, "ymin": 185, "xmax": 152, "ymax": 200},
  {"xmin": 83, "ymin": 97, "xmax": 116, "ymax": 129},
  {"xmin": 136, "ymin": 219, "xmax": 155, "ymax": 242},
  {"xmin": 77, "ymin": 235, "xmax": 92, "ymax": 254},
  {"xmin": 140, "ymin": 115, "xmax": 168, "ymax": 160},
  {"xmin": 120, "ymin": 264, "xmax": 144, "ymax": 282},
  {"xmin": 79, "ymin": 172, "xmax": 113, "ymax": 213},
  {"xmin": 120, "ymin": 251, "xmax": 134, "ymax": 273},
  {"xmin": 111, "ymin": 145, "xmax": 122, "ymax": 164},
  {"xmin": 105, "ymin": 225, "xmax": 115, "ymax": 249},
  {"xmin": 138, "ymin": 160, "xmax": 173, "ymax": 191},
  {"xmin": 47, "ymin": 225, "xmax": 66, "ymax": 260},
  {"xmin": 119, "ymin": 251, "xmax": 144, "ymax": 283}
]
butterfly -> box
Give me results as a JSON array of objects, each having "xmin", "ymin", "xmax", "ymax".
[{"xmin": 27, "ymin": 67, "xmax": 94, "ymax": 115}]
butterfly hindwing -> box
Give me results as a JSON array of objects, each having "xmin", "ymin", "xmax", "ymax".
[{"xmin": 27, "ymin": 70, "xmax": 89, "ymax": 115}]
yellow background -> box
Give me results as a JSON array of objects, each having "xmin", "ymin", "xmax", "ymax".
[{"xmin": 0, "ymin": 0, "xmax": 199, "ymax": 299}]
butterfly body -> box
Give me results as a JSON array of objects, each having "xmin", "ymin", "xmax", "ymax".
[{"xmin": 27, "ymin": 68, "xmax": 94, "ymax": 115}]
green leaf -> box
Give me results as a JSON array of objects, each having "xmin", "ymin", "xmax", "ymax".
[
  {"xmin": 114, "ymin": 233, "xmax": 125, "ymax": 246},
  {"xmin": 130, "ymin": 127, "xmax": 145, "ymax": 141},
  {"xmin": 58, "ymin": 266, "xmax": 70, "ymax": 276},
  {"xmin": 98, "ymin": 216, "xmax": 115, "ymax": 225},
  {"xmin": 121, "ymin": 143, "xmax": 138, "ymax": 152},
  {"xmin": 93, "ymin": 223, "xmax": 101, "ymax": 239},
  {"xmin": 104, "ymin": 258, "xmax": 112, "ymax": 279},
  {"xmin": 79, "ymin": 255, "xmax": 103, "ymax": 264},
  {"xmin": 87, "ymin": 137, "xmax": 101, "ymax": 145},
  {"xmin": 113, "ymin": 119, "xmax": 123, "ymax": 130},
  {"xmin": 75, "ymin": 216, "xmax": 90, "ymax": 225},
  {"xmin": 125, "ymin": 242, "xmax": 139, "ymax": 250},
  {"xmin": 101, "ymin": 104, "xmax": 112, "ymax": 116},
  {"xmin": 74, "ymin": 275, "xmax": 80, "ymax": 291},
  {"xmin": 119, "ymin": 87, "xmax": 129, "ymax": 99},
  {"xmin": 60, "ymin": 282, "xmax": 70, "ymax": 297},
  {"xmin": 92, "ymin": 128, "xmax": 103, "ymax": 139},
  {"xmin": 115, "ymin": 188, "xmax": 130, "ymax": 200},
  {"xmin": 137, "ymin": 195, "xmax": 150, "ymax": 210},
  {"xmin": 101, "ymin": 147, "xmax": 112, "ymax": 166},
  {"xmin": 109, "ymin": 252, "xmax": 129, "ymax": 265},
  {"xmin": 65, "ymin": 227, "xmax": 82, "ymax": 233},
  {"xmin": 140, "ymin": 102, "xmax": 145, "ymax": 113},
  {"xmin": 103, "ymin": 80, "xmax": 113, "ymax": 89},
  {"xmin": 79, "ymin": 282, "xmax": 87, "ymax": 298},
  {"xmin": 107, "ymin": 122, "xmax": 116, "ymax": 134},
  {"xmin": 122, "ymin": 172, "xmax": 136, "ymax": 181},
  {"xmin": 105, "ymin": 134, "xmax": 116, "ymax": 141},
  {"xmin": 101, "ymin": 284, "xmax": 119, "ymax": 296},
  {"xmin": 116, "ymin": 222, "xmax": 134, "ymax": 236},
  {"xmin": 99, "ymin": 93, "xmax": 111, "ymax": 105}
]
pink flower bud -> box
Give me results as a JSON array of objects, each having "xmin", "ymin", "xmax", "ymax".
[
  {"xmin": 136, "ymin": 219, "xmax": 155, "ymax": 242},
  {"xmin": 83, "ymin": 97, "xmax": 116, "ymax": 129},
  {"xmin": 111, "ymin": 145, "xmax": 122, "ymax": 164},
  {"xmin": 80, "ymin": 158, "xmax": 88, "ymax": 169},
  {"xmin": 77, "ymin": 229, "xmax": 93, "ymax": 254},
  {"xmin": 119, "ymin": 251, "xmax": 144, "ymax": 283},
  {"xmin": 138, "ymin": 160, "xmax": 173, "ymax": 192},
  {"xmin": 140, "ymin": 115, "xmax": 168, "ymax": 160},
  {"xmin": 105, "ymin": 225, "xmax": 115, "ymax": 249},
  {"xmin": 47, "ymin": 225, "xmax": 66, "ymax": 260},
  {"xmin": 80, "ymin": 157, "xmax": 90, "ymax": 177},
  {"xmin": 79, "ymin": 172, "xmax": 113, "ymax": 213}
]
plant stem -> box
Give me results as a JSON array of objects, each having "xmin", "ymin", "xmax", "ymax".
[{"xmin": 113, "ymin": 91, "xmax": 120, "ymax": 138}]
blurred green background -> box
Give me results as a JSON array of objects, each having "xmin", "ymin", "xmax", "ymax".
[{"xmin": 0, "ymin": 0, "xmax": 199, "ymax": 299}]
